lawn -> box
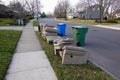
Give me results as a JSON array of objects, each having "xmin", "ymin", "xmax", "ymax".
[
  {"xmin": 33, "ymin": 20, "xmax": 39, "ymax": 26},
  {"xmin": 69, "ymin": 18, "xmax": 97, "ymax": 25},
  {"xmin": 59, "ymin": 18, "xmax": 97, "ymax": 25},
  {"xmin": 0, "ymin": 30, "xmax": 21, "ymax": 80},
  {"xmin": 36, "ymin": 32, "xmax": 115, "ymax": 80},
  {"xmin": 59, "ymin": 18, "xmax": 120, "ymax": 25},
  {"xmin": 0, "ymin": 18, "xmax": 18, "ymax": 26}
]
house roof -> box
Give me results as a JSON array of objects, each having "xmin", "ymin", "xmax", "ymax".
[
  {"xmin": 0, "ymin": 4, "xmax": 20, "ymax": 17},
  {"xmin": 0, "ymin": 4, "xmax": 12, "ymax": 11}
]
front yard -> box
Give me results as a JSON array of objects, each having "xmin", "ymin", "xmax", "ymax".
[
  {"xmin": 0, "ymin": 30, "xmax": 21, "ymax": 80},
  {"xmin": 0, "ymin": 18, "xmax": 18, "ymax": 26},
  {"xmin": 59, "ymin": 18, "xmax": 120, "ymax": 25}
]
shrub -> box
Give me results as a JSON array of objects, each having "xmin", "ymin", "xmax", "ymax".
[
  {"xmin": 0, "ymin": 19, "xmax": 2, "ymax": 22},
  {"xmin": 114, "ymin": 18, "xmax": 120, "ymax": 20},
  {"xmin": 0, "ymin": 14, "xmax": 8, "ymax": 18},
  {"xmin": 27, "ymin": 15, "xmax": 34, "ymax": 19},
  {"xmin": 95, "ymin": 19, "xmax": 118, "ymax": 23},
  {"xmin": 104, "ymin": 19, "xmax": 118, "ymax": 23},
  {"xmin": 95, "ymin": 20, "xmax": 101, "ymax": 23}
]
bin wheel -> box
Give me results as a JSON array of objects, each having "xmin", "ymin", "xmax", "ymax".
[
  {"xmin": 58, "ymin": 33, "xmax": 63, "ymax": 36},
  {"xmin": 60, "ymin": 34, "xmax": 63, "ymax": 36},
  {"xmin": 76, "ymin": 42, "xmax": 80, "ymax": 46},
  {"xmin": 57, "ymin": 33, "xmax": 60, "ymax": 36}
]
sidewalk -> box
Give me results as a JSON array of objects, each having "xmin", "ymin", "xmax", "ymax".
[
  {"xmin": 0, "ymin": 26, "xmax": 24, "ymax": 31},
  {"xmin": 5, "ymin": 20, "xmax": 58, "ymax": 80},
  {"xmin": 94, "ymin": 24, "xmax": 120, "ymax": 30}
]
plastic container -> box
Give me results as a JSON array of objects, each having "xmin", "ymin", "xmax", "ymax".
[
  {"xmin": 72, "ymin": 26, "xmax": 88, "ymax": 46},
  {"xmin": 21, "ymin": 19, "xmax": 24, "ymax": 25},
  {"xmin": 17, "ymin": 19, "xmax": 21, "ymax": 25},
  {"xmin": 57, "ymin": 23, "xmax": 66, "ymax": 36}
]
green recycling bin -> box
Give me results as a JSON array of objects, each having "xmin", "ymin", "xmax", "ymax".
[{"xmin": 72, "ymin": 26, "xmax": 88, "ymax": 46}]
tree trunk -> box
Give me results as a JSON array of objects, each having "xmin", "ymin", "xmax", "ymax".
[
  {"xmin": 64, "ymin": 9, "xmax": 67, "ymax": 20},
  {"xmin": 99, "ymin": 0, "xmax": 103, "ymax": 23}
]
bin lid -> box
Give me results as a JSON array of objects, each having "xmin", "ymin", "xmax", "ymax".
[
  {"xmin": 72, "ymin": 26, "xmax": 88, "ymax": 29},
  {"xmin": 58, "ymin": 23, "xmax": 66, "ymax": 25}
]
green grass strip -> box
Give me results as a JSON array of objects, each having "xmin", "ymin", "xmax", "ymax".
[
  {"xmin": 0, "ymin": 30, "xmax": 21, "ymax": 80},
  {"xmin": 36, "ymin": 32, "xmax": 115, "ymax": 80},
  {"xmin": 33, "ymin": 20, "xmax": 39, "ymax": 26},
  {"xmin": 0, "ymin": 18, "xmax": 18, "ymax": 26}
]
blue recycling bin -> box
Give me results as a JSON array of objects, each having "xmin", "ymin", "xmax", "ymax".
[
  {"xmin": 57, "ymin": 23, "xmax": 66, "ymax": 36},
  {"xmin": 17, "ymin": 19, "xmax": 24, "ymax": 25}
]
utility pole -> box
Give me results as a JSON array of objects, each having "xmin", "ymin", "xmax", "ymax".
[{"xmin": 36, "ymin": 0, "xmax": 39, "ymax": 19}]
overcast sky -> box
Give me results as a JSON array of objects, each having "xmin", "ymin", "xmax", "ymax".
[{"xmin": 2, "ymin": 0, "xmax": 79, "ymax": 13}]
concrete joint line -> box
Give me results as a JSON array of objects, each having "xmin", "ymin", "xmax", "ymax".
[
  {"xmin": 15, "ymin": 51, "xmax": 44, "ymax": 54},
  {"xmin": 8, "ymin": 66, "xmax": 50, "ymax": 74}
]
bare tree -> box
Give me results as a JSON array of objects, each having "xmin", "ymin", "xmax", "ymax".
[
  {"xmin": 12, "ymin": 0, "xmax": 42, "ymax": 17},
  {"xmin": 8, "ymin": 1, "xmax": 27, "ymax": 18},
  {"xmin": 75, "ymin": 1, "xmax": 88, "ymax": 19},
  {"xmin": 54, "ymin": 0, "xmax": 71, "ymax": 20},
  {"xmin": 98, "ymin": 0, "xmax": 104, "ymax": 22},
  {"xmin": 84, "ymin": 0, "xmax": 96, "ymax": 18},
  {"xmin": 54, "ymin": 5, "xmax": 62, "ymax": 18},
  {"xmin": 30, "ymin": 0, "xmax": 35, "ymax": 16},
  {"xmin": 110, "ymin": 0, "xmax": 120, "ymax": 18},
  {"xmin": 76, "ymin": 0, "xmax": 117, "ymax": 22},
  {"xmin": 76, "ymin": 1, "xmax": 87, "ymax": 13},
  {"xmin": 34, "ymin": 0, "xmax": 42, "ymax": 18},
  {"xmin": 63, "ymin": 0, "xmax": 71, "ymax": 20},
  {"xmin": 76, "ymin": 0, "xmax": 96, "ymax": 19},
  {"xmin": 96, "ymin": 0, "xmax": 116, "ymax": 22},
  {"xmin": 21, "ymin": 0, "xmax": 42, "ymax": 17}
]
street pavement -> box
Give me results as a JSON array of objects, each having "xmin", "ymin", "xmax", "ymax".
[
  {"xmin": 39, "ymin": 18, "xmax": 120, "ymax": 80},
  {"xmin": 5, "ymin": 20, "xmax": 58, "ymax": 80},
  {"xmin": 94, "ymin": 25, "xmax": 120, "ymax": 30}
]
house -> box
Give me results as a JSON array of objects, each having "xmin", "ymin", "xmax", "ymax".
[
  {"xmin": 77, "ymin": 11, "xmax": 86, "ymax": 19},
  {"xmin": 78, "ymin": 5, "xmax": 100, "ymax": 20},
  {"xmin": 0, "ymin": 4, "xmax": 20, "ymax": 18},
  {"xmin": 116, "ymin": 14, "xmax": 120, "ymax": 18},
  {"xmin": 67, "ymin": 13, "xmax": 78, "ymax": 19}
]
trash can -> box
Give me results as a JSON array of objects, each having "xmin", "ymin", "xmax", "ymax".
[
  {"xmin": 23, "ymin": 18, "xmax": 26, "ymax": 25},
  {"xmin": 21, "ymin": 19, "xmax": 24, "ymax": 25},
  {"xmin": 57, "ymin": 23, "xmax": 66, "ymax": 36},
  {"xmin": 72, "ymin": 26, "xmax": 88, "ymax": 46},
  {"xmin": 17, "ymin": 19, "xmax": 21, "ymax": 25}
]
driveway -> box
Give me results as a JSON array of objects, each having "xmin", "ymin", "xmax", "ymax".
[{"xmin": 39, "ymin": 18, "xmax": 120, "ymax": 80}]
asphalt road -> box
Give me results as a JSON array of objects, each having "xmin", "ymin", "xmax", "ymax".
[{"xmin": 39, "ymin": 18, "xmax": 120, "ymax": 80}]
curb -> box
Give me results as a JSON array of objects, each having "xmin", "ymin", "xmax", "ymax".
[{"xmin": 93, "ymin": 25, "xmax": 120, "ymax": 30}]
